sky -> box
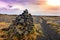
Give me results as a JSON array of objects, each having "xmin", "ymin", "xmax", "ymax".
[{"xmin": 0, "ymin": 0, "xmax": 60, "ymax": 16}]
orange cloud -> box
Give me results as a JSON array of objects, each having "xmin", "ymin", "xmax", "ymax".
[{"xmin": 38, "ymin": 0, "xmax": 60, "ymax": 13}]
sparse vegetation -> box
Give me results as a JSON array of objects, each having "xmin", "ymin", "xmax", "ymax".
[{"xmin": 0, "ymin": 14, "xmax": 60, "ymax": 40}]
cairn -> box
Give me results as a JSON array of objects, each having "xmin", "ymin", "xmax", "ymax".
[{"xmin": 7, "ymin": 9, "xmax": 34, "ymax": 40}]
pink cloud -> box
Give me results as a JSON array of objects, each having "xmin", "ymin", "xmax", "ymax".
[{"xmin": 0, "ymin": 1, "xmax": 8, "ymax": 8}]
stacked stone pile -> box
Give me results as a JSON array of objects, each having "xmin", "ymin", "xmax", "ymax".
[{"xmin": 7, "ymin": 9, "xmax": 34, "ymax": 40}]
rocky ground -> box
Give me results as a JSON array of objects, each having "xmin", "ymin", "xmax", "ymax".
[{"xmin": 0, "ymin": 14, "xmax": 60, "ymax": 40}]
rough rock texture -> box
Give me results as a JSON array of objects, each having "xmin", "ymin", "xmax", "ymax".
[{"xmin": 7, "ymin": 9, "xmax": 34, "ymax": 40}]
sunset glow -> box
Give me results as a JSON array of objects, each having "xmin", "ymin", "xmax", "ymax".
[
  {"xmin": 46, "ymin": 0, "xmax": 60, "ymax": 6},
  {"xmin": 0, "ymin": 0, "xmax": 59, "ymax": 16}
]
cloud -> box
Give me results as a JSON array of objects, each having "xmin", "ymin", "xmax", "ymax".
[
  {"xmin": 0, "ymin": 0, "xmax": 40, "ymax": 15},
  {"xmin": 0, "ymin": 1, "xmax": 40, "ymax": 15},
  {"xmin": 10, "ymin": 4, "xmax": 26, "ymax": 10},
  {"xmin": 0, "ymin": 0, "xmax": 60, "ymax": 16},
  {"xmin": 0, "ymin": 0, "xmax": 37, "ymax": 5},
  {"xmin": 0, "ymin": 1, "xmax": 8, "ymax": 8}
]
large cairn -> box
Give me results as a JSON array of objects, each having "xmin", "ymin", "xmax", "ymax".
[{"xmin": 7, "ymin": 9, "xmax": 34, "ymax": 40}]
